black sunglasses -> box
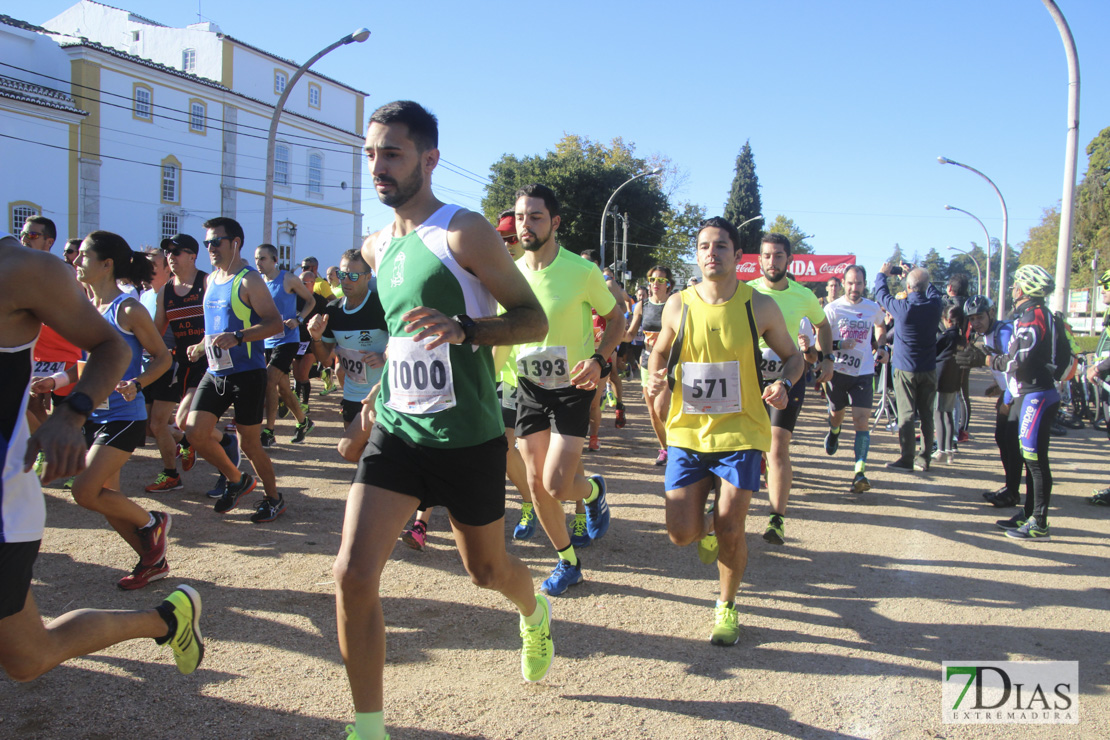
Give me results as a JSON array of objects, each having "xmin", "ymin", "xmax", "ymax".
[
  {"xmin": 337, "ymin": 270, "xmax": 365, "ymax": 281},
  {"xmin": 203, "ymin": 236, "xmax": 228, "ymax": 248},
  {"xmin": 166, "ymin": 247, "xmax": 195, "ymax": 256},
  {"xmin": 64, "ymin": 248, "xmax": 77, "ymax": 255}
]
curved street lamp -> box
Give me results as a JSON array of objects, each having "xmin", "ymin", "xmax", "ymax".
[
  {"xmin": 263, "ymin": 28, "xmax": 371, "ymax": 245},
  {"xmin": 599, "ymin": 167, "xmax": 663, "ymax": 269},
  {"xmin": 938, "ymin": 156, "xmax": 1008, "ymax": 321},
  {"xmin": 947, "ymin": 246, "xmax": 982, "ymax": 296},
  {"xmin": 944, "ymin": 205, "xmax": 992, "ymax": 297}
]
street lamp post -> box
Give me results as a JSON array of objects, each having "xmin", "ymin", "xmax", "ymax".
[
  {"xmin": 947, "ymin": 246, "xmax": 982, "ymax": 295},
  {"xmin": 938, "ymin": 156, "xmax": 1008, "ymax": 321},
  {"xmin": 944, "ymin": 205, "xmax": 992, "ymax": 297},
  {"xmin": 599, "ymin": 167, "xmax": 663, "ymax": 269},
  {"xmin": 263, "ymin": 28, "xmax": 370, "ymax": 245}
]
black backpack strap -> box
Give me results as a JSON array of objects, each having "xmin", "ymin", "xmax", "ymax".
[
  {"xmin": 745, "ymin": 292, "xmax": 765, "ymax": 389},
  {"xmin": 666, "ymin": 299, "xmax": 689, "ymax": 392}
]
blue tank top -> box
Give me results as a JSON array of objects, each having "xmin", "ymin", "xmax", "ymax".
[
  {"xmin": 203, "ymin": 267, "xmax": 265, "ymax": 376},
  {"xmin": 263, "ymin": 269, "xmax": 299, "ymax": 348},
  {"xmin": 90, "ymin": 294, "xmax": 147, "ymax": 423}
]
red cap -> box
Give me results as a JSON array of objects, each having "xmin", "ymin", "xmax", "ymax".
[{"xmin": 496, "ymin": 215, "xmax": 515, "ymax": 234}]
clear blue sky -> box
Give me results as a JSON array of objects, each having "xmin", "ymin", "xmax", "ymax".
[{"xmin": 35, "ymin": 0, "xmax": 1110, "ymax": 274}]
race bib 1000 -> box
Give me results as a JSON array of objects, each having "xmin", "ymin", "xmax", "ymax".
[
  {"xmin": 516, "ymin": 345, "xmax": 571, "ymax": 390},
  {"xmin": 681, "ymin": 361, "xmax": 742, "ymax": 415},
  {"xmin": 385, "ymin": 336, "xmax": 456, "ymax": 415}
]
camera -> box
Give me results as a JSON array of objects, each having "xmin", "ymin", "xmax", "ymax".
[{"xmin": 888, "ymin": 266, "xmax": 903, "ymax": 277}]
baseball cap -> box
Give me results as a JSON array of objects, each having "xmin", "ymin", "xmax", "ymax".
[
  {"xmin": 496, "ymin": 215, "xmax": 515, "ymax": 234},
  {"xmin": 160, "ymin": 234, "xmax": 200, "ymax": 253}
]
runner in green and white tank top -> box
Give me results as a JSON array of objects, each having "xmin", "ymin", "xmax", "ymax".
[{"xmin": 371, "ymin": 204, "xmax": 502, "ymax": 448}]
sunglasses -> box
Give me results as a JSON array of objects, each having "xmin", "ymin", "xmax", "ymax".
[
  {"xmin": 20, "ymin": 230, "xmax": 43, "ymax": 241},
  {"xmin": 501, "ymin": 234, "xmax": 519, "ymax": 245},
  {"xmin": 337, "ymin": 270, "xmax": 365, "ymax": 281},
  {"xmin": 64, "ymin": 248, "xmax": 77, "ymax": 255},
  {"xmin": 647, "ymin": 276, "xmax": 669, "ymax": 285},
  {"xmin": 203, "ymin": 236, "xmax": 228, "ymax": 248},
  {"xmin": 165, "ymin": 247, "xmax": 195, "ymax": 256}
]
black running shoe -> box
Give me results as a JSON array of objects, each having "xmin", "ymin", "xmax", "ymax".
[
  {"xmin": 824, "ymin": 428, "xmax": 840, "ymax": 456},
  {"xmin": 290, "ymin": 418, "xmax": 315, "ymax": 444},
  {"xmin": 214, "ymin": 473, "xmax": 255, "ymax": 513},
  {"xmin": 250, "ymin": 495, "xmax": 286, "ymax": 523}
]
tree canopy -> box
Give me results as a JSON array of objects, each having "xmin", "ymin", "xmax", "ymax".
[
  {"xmin": 482, "ymin": 135, "xmax": 671, "ymax": 280},
  {"xmin": 723, "ymin": 141, "xmax": 763, "ymax": 254},
  {"xmin": 765, "ymin": 214, "xmax": 814, "ymax": 255}
]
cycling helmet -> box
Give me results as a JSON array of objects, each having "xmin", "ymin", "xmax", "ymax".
[
  {"xmin": 1099, "ymin": 269, "xmax": 1110, "ymax": 289},
  {"xmin": 963, "ymin": 295, "xmax": 993, "ymax": 317},
  {"xmin": 1013, "ymin": 264, "xmax": 1054, "ymax": 298}
]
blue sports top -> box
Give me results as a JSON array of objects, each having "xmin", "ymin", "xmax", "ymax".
[
  {"xmin": 203, "ymin": 267, "xmax": 265, "ymax": 376},
  {"xmin": 264, "ymin": 269, "xmax": 299, "ymax": 348},
  {"xmin": 90, "ymin": 294, "xmax": 147, "ymax": 423}
]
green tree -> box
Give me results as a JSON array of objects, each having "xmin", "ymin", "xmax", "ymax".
[
  {"xmin": 919, "ymin": 247, "xmax": 949, "ymax": 286},
  {"xmin": 722, "ymin": 141, "xmax": 763, "ymax": 254},
  {"xmin": 482, "ymin": 135, "xmax": 670, "ymax": 278},
  {"xmin": 948, "ymin": 242, "xmax": 987, "ymax": 295},
  {"xmin": 765, "ymin": 214, "xmax": 814, "ymax": 255},
  {"xmin": 1076, "ymin": 126, "xmax": 1110, "ymax": 282},
  {"xmin": 647, "ymin": 201, "xmax": 706, "ymax": 285}
]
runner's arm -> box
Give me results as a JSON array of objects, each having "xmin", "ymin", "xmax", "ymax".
[
  {"xmin": 117, "ymin": 298, "xmax": 173, "ymax": 398},
  {"xmin": 287, "ymin": 271, "xmax": 316, "ymax": 324},
  {"xmin": 753, "ymin": 292, "xmax": 804, "ymax": 386},
  {"xmin": 645, "ymin": 293, "xmax": 682, "ymax": 399},
  {"xmin": 625, "ymin": 301, "xmax": 644, "ymax": 343},
  {"xmin": 153, "ymin": 283, "xmax": 170, "ymax": 335},
  {"xmin": 217, "ymin": 270, "xmax": 283, "ymax": 347},
  {"xmin": 814, "ymin": 316, "xmax": 835, "ymax": 383}
]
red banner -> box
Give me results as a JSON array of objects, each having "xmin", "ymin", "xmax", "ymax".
[{"xmin": 736, "ymin": 254, "xmax": 856, "ymax": 282}]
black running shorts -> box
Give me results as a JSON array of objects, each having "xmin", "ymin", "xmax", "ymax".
[
  {"xmin": 515, "ymin": 378, "xmax": 593, "ymax": 438},
  {"xmin": 354, "ymin": 423, "xmax": 508, "ymax": 527},
  {"xmin": 341, "ymin": 399, "xmax": 363, "ymax": 426},
  {"xmin": 83, "ymin": 419, "xmax": 146, "ymax": 452},
  {"xmin": 143, "ymin": 356, "xmax": 179, "ymax": 404},
  {"xmin": 265, "ymin": 342, "xmax": 299, "ymax": 374},
  {"xmin": 765, "ymin": 377, "xmax": 806, "ymax": 433},
  {"xmin": 826, "ymin": 372, "xmax": 874, "ymax": 412},
  {"xmin": 191, "ymin": 368, "xmax": 267, "ymax": 426},
  {"xmin": 0, "ymin": 540, "xmax": 40, "ymax": 620}
]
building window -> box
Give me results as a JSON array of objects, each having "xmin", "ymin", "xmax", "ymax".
[
  {"xmin": 274, "ymin": 70, "xmax": 287, "ymax": 95},
  {"xmin": 161, "ymin": 156, "xmax": 181, "ymax": 204},
  {"xmin": 182, "ymin": 48, "xmax": 196, "ymax": 73},
  {"xmin": 133, "ymin": 84, "xmax": 153, "ymax": 120},
  {"xmin": 189, "ymin": 100, "xmax": 206, "ymax": 133},
  {"xmin": 274, "ymin": 144, "xmax": 290, "ymax": 187},
  {"xmin": 10, "ymin": 201, "xmax": 41, "ymax": 233},
  {"xmin": 308, "ymin": 83, "xmax": 321, "ymax": 109},
  {"xmin": 132, "ymin": 31, "xmax": 141, "ymax": 42},
  {"xmin": 160, "ymin": 211, "xmax": 179, "ymax": 242},
  {"xmin": 307, "ymin": 152, "xmax": 323, "ymax": 195}
]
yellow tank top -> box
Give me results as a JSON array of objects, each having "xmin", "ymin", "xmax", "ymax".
[{"xmin": 664, "ymin": 283, "xmax": 771, "ymax": 454}]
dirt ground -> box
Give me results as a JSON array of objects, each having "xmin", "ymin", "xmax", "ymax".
[{"xmin": 1, "ymin": 369, "xmax": 1107, "ymax": 739}]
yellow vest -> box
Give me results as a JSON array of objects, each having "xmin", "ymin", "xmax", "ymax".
[{"xmin": 665, "ymin": 283, "xmax": 771, "ymax": 453}]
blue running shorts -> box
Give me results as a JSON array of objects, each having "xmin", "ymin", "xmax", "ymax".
[{"xmin": 664, "ymin": 446, "xmax": 762, "ymax": 492}]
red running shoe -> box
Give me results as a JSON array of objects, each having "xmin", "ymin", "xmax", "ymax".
[{"xmin": 138, "ymin": 512, "xmax": 171, "ymax": 567}]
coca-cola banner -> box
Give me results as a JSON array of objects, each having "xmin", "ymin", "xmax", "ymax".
[{"xmin": 736, "ymin": 254, "xmax": 856, "ymax": 282}]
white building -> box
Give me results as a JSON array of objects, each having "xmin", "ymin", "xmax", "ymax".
[{"xmin": 1, "ymin": 1, "xmax": 366, "ymax": 269}]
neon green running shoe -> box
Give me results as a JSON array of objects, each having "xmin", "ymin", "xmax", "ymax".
[
  {"xmin": 61, "ymin": 476, "xmax": 75, "ymax": 490},
  {"xmin": 319, "ymin": 367, "xmax": 336, "ymax": 396},
  {"xmin": 344, "ymin": 726, "xmax": 389, "ymax": 740},
  {"xmin": 520, "ymin": 594, "xmax": 553, "ymax": 682},
  {"xmin": 710, "ymin": 602, "xmax": 740, "ymax": 646},
  {"xmin": 162, "ymin": 585, "xmax": 204, "ymax": 674},
  {"xmin": 697, "ymin": 534, "xmax": 719, "ymax": 565},
  {"xmin": 32, "ymin": 451, "xmax": 46, "ymax": 479}
]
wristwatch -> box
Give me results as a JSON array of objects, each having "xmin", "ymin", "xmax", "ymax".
[
  {"xmin": 453, "ymin": 314, "xmax": 477, "ymax": 344},
  {"xmin": 234, "ymin": 329, "xmax": 244, "ymax": 345},
  {"xmin": 63, "ymin": 391, "xmax": 94, "ymax": 419},
  {"xmin": 590, "ymin": 353, "xmax": 612, "ymax": 379},
  {"xmin": 777, "ymin": 377, "xmax": 794, "ymax": 393},
  {"xmin": 132, "ymin": 379, "xmax": 143, "ymax": 393}
]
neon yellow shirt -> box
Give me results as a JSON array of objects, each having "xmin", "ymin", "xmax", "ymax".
[
  {"xmin": 516, "ymin": 248, "xmax": 617, "ymax": 372},
  {"xmin": 747, "ymin": 278, "xmax": 825, "ymax": 352}
]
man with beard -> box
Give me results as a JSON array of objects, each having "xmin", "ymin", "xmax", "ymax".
[
  {"xmin": 747, "ymin": 234, "xmax": 833, "ymax": 545},
  {"xmin": 512, "ymin": 184, "xmax": 623, "ymax": 595},
  {"xmin": 334, "ymin": 101, "xmax": 550, "ymax": 740},
  {"xmin": 822, "ymin": 265, "xmax": 888, "ymax": 492}
]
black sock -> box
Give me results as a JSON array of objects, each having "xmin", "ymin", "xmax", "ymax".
[
  {"xmin": 154, "ymin": 602, "xmax": 176, "ymax": 644},
  {"xmin": 221, "ymin": 433, "xmax": 233, "ymax": 447},
  {"xmin": 179, "ymin": 435, "xmax": 191, "ymax": 449},
  {"xmin": 163, "ymin": 468, "xmax": 177, "ymax": 478}
]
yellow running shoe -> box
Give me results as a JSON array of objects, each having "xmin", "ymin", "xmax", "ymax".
[
  {"xmin": 710, "ymin": 602, "xmax": 740, "ymax": 646},
  {"xmin": 697, "ymin": 534, "xmax": 719, "ymax": 565},
  {"xmin": 162, "ymin": 585, "xmax": 204, "ymax": 673},
  {"xmin": 520, "ymin": 594, "xmax": 553, "ymax": 682},
  {"xmin": 344, "ymin": 727, "xmax": 389, "ymax": 740}
]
